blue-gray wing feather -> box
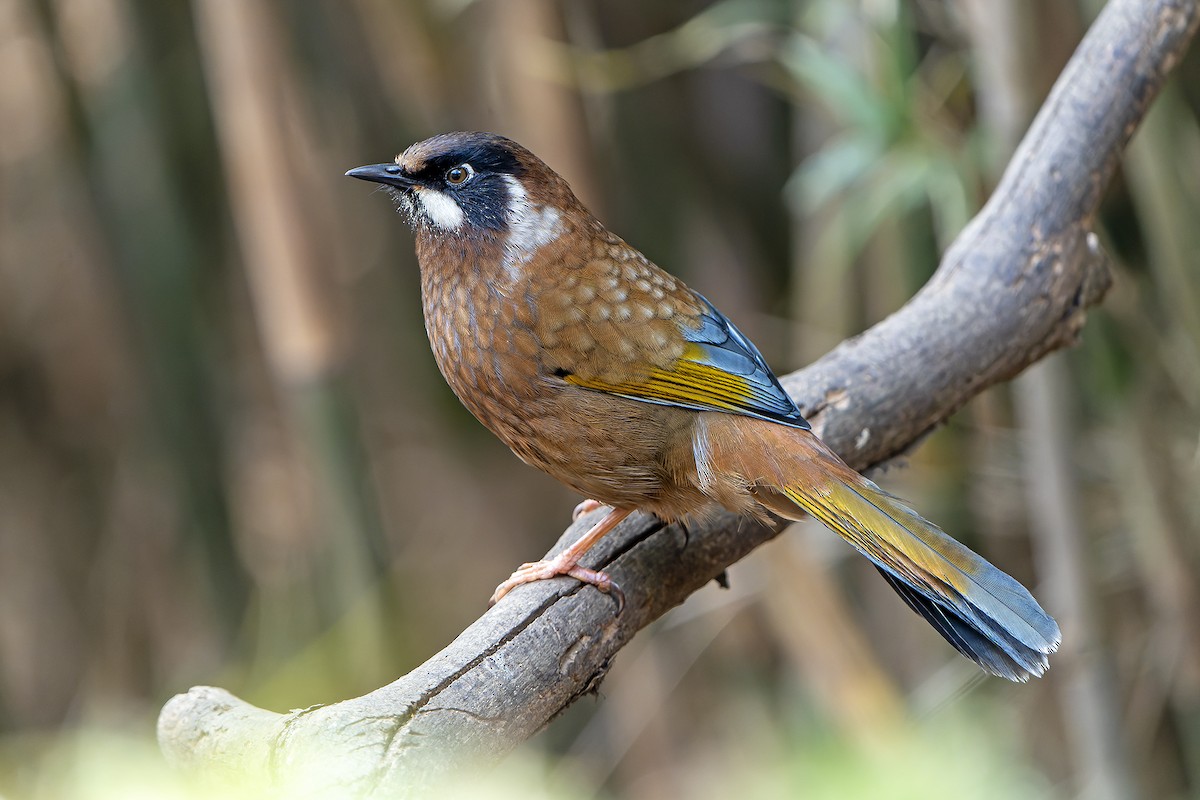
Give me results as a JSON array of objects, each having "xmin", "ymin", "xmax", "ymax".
[{"xmin": 683, "ymin": 294, "xmax": 811, "ymax": 430}]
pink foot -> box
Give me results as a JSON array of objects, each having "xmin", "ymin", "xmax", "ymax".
[
  {"xmin": 489, "ymin": 506, "xmax": 632, "ymax": 612},
  {"xmin": 488, "ymin": 554, "xmax": 624, "ymax": 611}
]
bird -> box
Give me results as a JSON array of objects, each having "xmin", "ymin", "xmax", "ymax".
[{"xmin": 347, "ymin": 131, "xmax": 1060, "ymax": 681}]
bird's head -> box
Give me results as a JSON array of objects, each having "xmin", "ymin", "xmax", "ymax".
[{"xmin": 346, "ymin": 132, "xmax": 581, "ymax": 247}]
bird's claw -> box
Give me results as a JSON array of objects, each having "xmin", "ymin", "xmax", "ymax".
[{"xmin": 566, "ymin": 565, "xmax": 625, "ymax": 613}]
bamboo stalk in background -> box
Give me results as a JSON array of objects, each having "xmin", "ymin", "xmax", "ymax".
[
  {"xmin": 1015, "ymin": 359, "xmax": 1133, "ymax": 800},
  {"xmin": 190, "ymin": 0, "xmax": 336, "ymax": 405},
  {"xmin": 957, "ymin": 2, "xmax": 1134, "ymax": 797},
  {"xmin": 1115, "ymin": 416, "xmax": 1200, "ymax": 784},
  {"xmin": 763, "ymin": 534, "xmax": 904, "ymax": 745},
  {"xmin": 191, "ymin": 0, "xmax": 389, "ymax": 666},
  {"xmin": 484, "ymin": 0, "xmax": 601, "ymax": 211},
  {"xmin": 783, "ymin": 0, "xmax": 905, "ymax": 734},
  {"xmin": 1125, "ymin": 87, "xmax": 1200, "ymax": 403},
  {"xmin": 25, "ymin": 0, "xmax": 248, "ymax": 632},
  {"xmin": 1121, "ymin": 88, "xmax": 1200, "ymax": 788}
]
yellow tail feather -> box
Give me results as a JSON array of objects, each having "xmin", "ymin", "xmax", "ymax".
[{"xmin": 707, "ymin": 416, "xmax": 1060, "ymax": 680}]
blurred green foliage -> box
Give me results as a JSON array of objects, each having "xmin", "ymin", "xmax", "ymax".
[{"xmin": 4, "ymin": 706, "xmax": 1048, "ymax": 799}]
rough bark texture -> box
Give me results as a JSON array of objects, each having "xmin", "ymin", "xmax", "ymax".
[{"xmin": 157, "ymin": 0, "xmax": 1199, "ymax": 795}]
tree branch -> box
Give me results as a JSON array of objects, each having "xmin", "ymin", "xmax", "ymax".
[{"xmin": 157, "ymin": 0, "xmax": 1199, "ymax": 795}]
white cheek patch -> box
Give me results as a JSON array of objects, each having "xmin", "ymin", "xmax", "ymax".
[
  {"xmin": 501, "ymin": 176, "xmax": 562, "ymax": 277},
  {"xmin": 414, "ymin": 187, "xmax": 465, "ymax": 231}
]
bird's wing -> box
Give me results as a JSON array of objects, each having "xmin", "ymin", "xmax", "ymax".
[{"xmin": 562, "ymin": 293, "xmax": 811, "ymax": 430}]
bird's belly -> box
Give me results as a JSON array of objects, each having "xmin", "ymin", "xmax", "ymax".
[
  {"xmin": 423, "ymin": 284, "xmax": 706, "ymax": 515},
  {"xmin": 450, "ymin": 367, "xmax": 701, "ymax": 513}
]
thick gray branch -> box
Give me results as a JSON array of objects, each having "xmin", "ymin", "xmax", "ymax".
[{"xmin": 157, "ymin": 0, "xmax": 1198, "ymax": 795}]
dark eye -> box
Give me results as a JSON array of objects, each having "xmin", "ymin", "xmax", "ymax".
[{"xmin": 445, "ymin": 164, "xmax": 474, "ymax": 186}]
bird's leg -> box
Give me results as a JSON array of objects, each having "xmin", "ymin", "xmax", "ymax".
[
  {"xmin": 572, "ymin": 498, "xmax": 605, "ymax": 521},
  {"xmin": 489, "ymin": 507, "xmax": 633, "ymax": 609}
]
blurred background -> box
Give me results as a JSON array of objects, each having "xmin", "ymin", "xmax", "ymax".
[{"xmin": 1, "ymin": 0, "xmax": 1198, "ymax": 797}]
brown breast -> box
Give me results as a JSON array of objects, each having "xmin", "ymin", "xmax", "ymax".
[{"xmin": 413, "ymin": 218, "xmax": 707, "ymax": 514}]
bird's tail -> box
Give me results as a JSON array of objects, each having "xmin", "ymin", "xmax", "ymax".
[{"xmin": 703, "ymin": 415, "xmax": 1061, "ymax": 681}]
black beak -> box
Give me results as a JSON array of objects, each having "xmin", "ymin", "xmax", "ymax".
[{"xmin": 345, "ymin": 163, "xmax": 417, "ymax": 189}]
